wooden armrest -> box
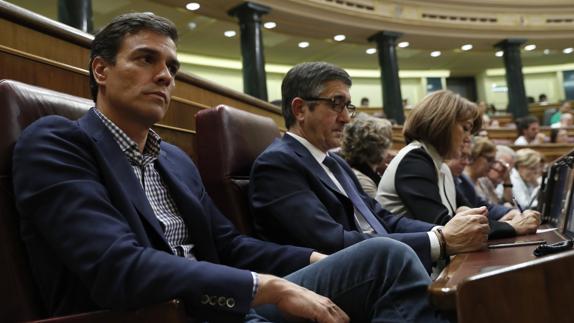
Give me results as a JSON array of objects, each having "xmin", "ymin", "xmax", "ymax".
[{"xmin": 28, "ymin": 300, "xmax": 186, "ymax": 323}]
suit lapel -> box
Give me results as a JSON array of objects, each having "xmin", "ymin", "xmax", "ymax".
[
  {"xmin": 78, "ymin": 110, "xmax": 168, "ymax": 247},
  {"xmin": 282, "ymin": 135, "xmax": 348, "ymax": 198},
  {"xmin": 155, "ymin": 149, "xmax": 218, "ymax": 262}
]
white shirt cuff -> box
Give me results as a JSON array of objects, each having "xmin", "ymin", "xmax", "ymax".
[{"xmin": 428, "ymin": 227, "xmax": 442, "ymax": 261}]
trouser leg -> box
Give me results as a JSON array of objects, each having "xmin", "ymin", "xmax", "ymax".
[{"xmin": 254, "ymin": 237, "xmax": 446, "ymax": 322}]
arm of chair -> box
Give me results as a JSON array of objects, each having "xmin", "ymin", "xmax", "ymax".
[{"xmin": 28, "ymin": 300, "xmax": 187, "ymax": 323}]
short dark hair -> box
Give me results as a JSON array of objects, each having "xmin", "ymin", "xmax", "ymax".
[
  {"xmin": 89, "ymin": 12, "xmax": 178, "ymax": 102},
  {"xmin": 516, "ymin": 115, "xmax": 539, "ymax": 136},
  {"xmin": 281, "ymin": 62, "xmax": 352, "ymax": 128},
  {"xmin": 403, "ymin": 90, "xmax": 482, "ymax": 158}
]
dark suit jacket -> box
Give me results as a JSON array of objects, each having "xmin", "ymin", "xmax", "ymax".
[
  {"xmin": 456, "ymin": 174, "xmax": 512, "ymax": 221},
  {"xmin": 12, "ymin": 109, "xmax": 313, "ymax": 321},
  {"xmin": 391, "ymin": 146, "xmax": 515, "ymax": 239},
  {"xmin": 249, "ymin": 134, "xmax": 434, "ymax": 269}
]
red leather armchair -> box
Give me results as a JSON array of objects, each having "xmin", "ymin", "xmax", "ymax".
[
  {"xmin": 195, "ymin": 105, "xmax": 281, "ymax": 236},
  {"xmin": 0, "ymin": 80, "xmax": 186, "ymax": 322}
]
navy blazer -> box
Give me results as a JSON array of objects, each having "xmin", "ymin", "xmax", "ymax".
[
  {"xmin": 249, "ymin": 134, "xmax": 434, "ymax": 269},
  {"xmin": 12, "ymin": 109, "xmax": 313, "ymax": 321}
]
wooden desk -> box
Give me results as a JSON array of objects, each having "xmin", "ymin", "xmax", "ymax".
[{"xmin": 430, "ymin": 229, "xmax": 574, "ymax": 322}]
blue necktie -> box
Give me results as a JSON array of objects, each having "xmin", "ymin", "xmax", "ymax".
[{"xmin": 323, "ymin": 155, "xmax": 387, "ymax": 234}]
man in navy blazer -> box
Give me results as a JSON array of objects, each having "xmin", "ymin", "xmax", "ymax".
[
  {"xmin": 12, "ymin": 13, "xmax": 446, "ymax": 323},
  {"xmin": 250, "ymin": 62, "xmax": 490, "ymax": 271}
]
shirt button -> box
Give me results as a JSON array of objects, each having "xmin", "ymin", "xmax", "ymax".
[
  {"xmin": 200, "ymin": 294, "xmax": 209, "ymax": 304},
  {"xmin": 226, "ymin": 298, "xmax": 236, "ymax": 308}
]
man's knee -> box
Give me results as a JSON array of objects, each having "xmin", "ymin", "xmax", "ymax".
[{"xmin": 352, "ymin": 237, "xmax": 419, "ymax": 264}]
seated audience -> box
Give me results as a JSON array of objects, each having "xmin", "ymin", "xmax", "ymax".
[
  {"xmin": 360, "ymin": 97, "xmax": 369, "ymax": 107},
  {"xmin": 490, "ymin": 145, "xmax": 517, "ymax": 205},
  {"xmin": 12, "ymin": 13, "xmax": 444, "ymax": 322},
  {"xmin": 376, "ymin": 90, "xmax": 540, "ymax": 239},
  {"xmin": 538, "ymin": 93, "xmax": 549, "ymax": 104},
  {"xmin": 465, "ymin": 137, "xmax": 497, "ymax": 199},
  {"xmin": 340, "ymin": 114, "xmax": 392, "ymax": 198},
  {"xmin": 551, "ymin": 112, "xmax": 573, "ymax": 128},
  {"xmin": 550, "ymin": 128, "xmax": 570, "ymax": 143},
  {"xmin": 250, "ymin": 62, "xmax": 490, "ymax": 274},
  {"xmin": 446, "ymin": 143, "xmax": 525, "ymax": 223},
  {"xmin": 511, "ymin": 148, "xmax": 544, "ymax": 210},
  {"xmin": 514, "ymin": 115, "xmax": 546, "ymax": 145},
  {"xmin": 550, "ymin": 101, "xmax": 572, "ymax": 125}
]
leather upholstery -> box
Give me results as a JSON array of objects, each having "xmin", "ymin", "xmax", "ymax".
[
  {"xmin": 195, "ymin": 105, "xmax": 281, "ymax": 235},
  {"xmin": 0, "ymin": 80, "xmax": 91, "ymax": 321},
  {"xmin": 0, "ymin": 80, "xmax": 186, "ymax": 322}
]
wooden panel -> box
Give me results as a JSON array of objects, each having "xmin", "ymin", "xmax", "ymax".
[
  {"xmin": 152, "ymin": 125, "xmax": 196, "ymax": 161},
  {"xmin": 509, "ymin": 144, "xmax": 574, "ymax": 163},
  {"xmin": 429, "ymin": 229, "xmax": 565, "ymax": 312},
  {"xmin": 456, "ymin": 248, "xmax": 574, "ymax": 323}
]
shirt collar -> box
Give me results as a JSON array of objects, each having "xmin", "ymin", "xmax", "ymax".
[
  {"xmin": 412, "ymin": 140, "xmax": 444, "ymax": 174},
  {"xmin": 286, "ymin": 131, "xmax": 329, "ymax": 164},
  {"xmin": 93, "ymin": 108, "xmax": 161, "ymax": 162}
]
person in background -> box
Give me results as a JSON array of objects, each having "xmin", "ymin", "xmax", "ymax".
[
  {"xmin": 514, "ymin": 115, "xmax": 546, "ymax": 145},
  {"xmin": 488, "ymin": 145, "xmax": 518, "ymax": 206},
  {"xmin": 464, "ymin": 138, "xmax": 497, "ymax": 199},
  {"xmin": 538, "ymin": 93, "xmax": 549, "ymax": 104},
  {"xmin": 550, "ymin": 101, "xmax": 572, "ymax": 125},
  {"xmin": 551, "ymin": 112, "xmax": 573, "ymax": 128},
  {"xmin": 340, "ymin": 114, "xmax": 392, "ymax": 198},
  {"xmin": 511, "ymin": 148, "xmax": 544, "ymax": 210},
  {"xmin": 446, "ymin": 143, "xmax": 527, "ymax": 224},
  {"xmin": 360, "ymin": 97, "xmax": 369, "ymax": 107},
  {"xmin": 550, "ymin": 128, "xmax": 570, "ymax": 143},
  {"xmin": 377, "ymin": 90, "xmax": 540, "ymax": 239}
]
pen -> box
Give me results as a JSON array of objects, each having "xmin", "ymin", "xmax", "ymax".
[
  {"xmin": 488, "ymin": 239, "xmax": 546, "ymax": 249},
  {"xmin": 513, "ymin": 197, "xmax": 524, "ymax": 213}
]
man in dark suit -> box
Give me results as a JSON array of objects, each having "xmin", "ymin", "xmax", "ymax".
[
  {"xmin": 250, "ymin": 62, "xmax": 490, "ymax": 271},
  {"xmin": 12, "ymin": 13, "xmax": 446, "ymax": 322}
]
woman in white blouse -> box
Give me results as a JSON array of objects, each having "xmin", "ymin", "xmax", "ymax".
[{"xmin": 511, "ymin": 148, "xmax": 543, "ymax": 210}]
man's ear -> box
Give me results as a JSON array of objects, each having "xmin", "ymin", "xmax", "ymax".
[
  {"xmin": 291, "ymin": 97, "xmax": 307, "ymax": 122},
  {"xmin": 91, "ymin": 56, "xmax": 109, "ymax": 86}
]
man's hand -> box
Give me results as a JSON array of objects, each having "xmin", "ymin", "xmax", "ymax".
[
  {"xmin": 310, "ymin": 252, "xmax": 328, "ymax": 264},
  {"xmin": 503, "ymin": 209, "xmax": 541, "ymax": 235},
  {"xmin": 500, "ymin": 209, "xmax": 520, "ymax": 222},
  {"xmin": 252, "ymin": 274, "xmax": 349, "ymax": 323},
  {"xmin": 443, "ymin": 207, "xmax": 490, "ymax": 255}
]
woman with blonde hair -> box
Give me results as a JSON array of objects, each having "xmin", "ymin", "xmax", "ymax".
[
  {"xmin": 377, "ymin": 90, "xmax": 539, "ymax": 237},
  {"xmin": 511, "ymin": 148, "xmax": 544, "ymax": 210},
  {"xmin": 340, "ymin": 114, "xmax": 392, "ymax": 198},
  {"xmin": 465, "ymin": 137, "xmax": 497, "ymax": 197}
]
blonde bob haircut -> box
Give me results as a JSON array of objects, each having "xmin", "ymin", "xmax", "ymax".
[
  {"xmin": 403, "ymin": 90, "xmax": 482, "ymax": 157},
  {"xmin": 470, "ymin": 137, "xmax": 496, "ymax": 161},
  {"xmin": 514, "ymin": 148, "xmax": 543, "ymax": 169}
]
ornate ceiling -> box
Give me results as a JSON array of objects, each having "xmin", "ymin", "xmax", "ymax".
[{"xmin": 6, "ymin": 0, "xmax": 574, "ymax": 75}]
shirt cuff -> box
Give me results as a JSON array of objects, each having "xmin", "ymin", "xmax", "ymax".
[
  {"xmin": 428, "ymin": 227, "xmax": 442, "ymax": 262},
  {"xmin": 251, "ymin": 272, "xmax": 259, "ymax": 298}
]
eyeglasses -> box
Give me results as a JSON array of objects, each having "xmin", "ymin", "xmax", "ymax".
[
  {"xmin": 302, "ymin": 95, "xmax": 357, "ymax": 118},
  {"xmin": 490, "ymin": 160, "xmax": 509, "ymax": 174}
]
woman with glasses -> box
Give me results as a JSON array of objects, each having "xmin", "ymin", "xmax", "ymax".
[
  {"xmin": 465, "ymin": 137, "xmax": 497, "ymax": 198},
  {"xmin": 376, "ymin": 90, "xmax": 540, "ymax": 237},
  {"xmin": 511, "ymin": 148, "xmax": 544, "ymax": 210}
]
